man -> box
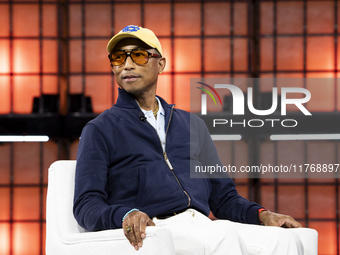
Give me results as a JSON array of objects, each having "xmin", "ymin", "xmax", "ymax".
[{"xmin": 74, "ymin": 25, "xmax": 303, "ymax": 254}]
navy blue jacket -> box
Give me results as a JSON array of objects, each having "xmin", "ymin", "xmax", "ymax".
[{"xmin": 73, "ymin": 88, "xmax": 263, "ymax": 231}]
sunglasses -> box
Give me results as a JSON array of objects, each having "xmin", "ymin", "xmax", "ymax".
[{"xmin": 108, "ymin": 49, "xmax": 161, "ymax": 66}]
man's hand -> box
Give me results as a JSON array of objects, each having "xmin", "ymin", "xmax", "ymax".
[
  {"xmin": 259, "ymin": 210, "xmax": 302, "ymax": 228},
  {"xmin": 122, "ymin": 210, "xmax": 155, "ymax": 250}
]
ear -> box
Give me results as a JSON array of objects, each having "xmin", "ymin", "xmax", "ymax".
[{"xmin": 158, "ymin": 57, "xmax": 166, "ymax": 74}]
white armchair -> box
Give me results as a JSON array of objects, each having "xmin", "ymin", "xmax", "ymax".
[
  {"xmin": 45, "ymin": 160, "xmax": 176, "ymax": 255},
  {"xmin": 46, "ymin": 160, "xmax": 318, "ymax": 255}
]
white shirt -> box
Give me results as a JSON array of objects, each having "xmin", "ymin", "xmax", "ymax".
[{"xmin": 141, "ymin": 97, "xmax": 166, "ymax": 152}]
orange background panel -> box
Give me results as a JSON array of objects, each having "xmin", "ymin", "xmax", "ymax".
[
  {"xmin": 13, "ymin": 40, "xmax": 40, "ymax": 73},
  {"xmin": 43, "ymin": 141, "xmax": 59, "ymax": 184},
  {"xmin": 260, "ymin": 185, "xmax": 275, "ymax": 211},
  {"xmin": 13, "ymin": 75, "xmax": 40, "ymax": 114},
  {"xmin": 69, "ymin": 4, "xmax": 82, "ymax": 37},
  {"xmin": 13, "ymin": 4, "xmax": 39, "ymax": 37},
  {"xmin": 85, "ymin": 40, "xmax": 110, "ymax": 73},
  {"xmin": 174, "ymin": 74, "xmax": 192, "ymax": 111},
  {"xmin": 276, "ymin": 73, "xmax": 304, "ymax": 78},
  {"xmin": 0, "ymin": 188, "xmax": 10, "ymax": 221},
  {"xmin": 43, "ymin": 4, "xmax": 57, "ymax": 37},
  {"xmin": 260, "ymin": 38, "xmax": 273, "ymax": 71},
  {"xmin": 158, "ymin": 38, "xmax": 171, "ymax": 73},
  {"xmin": 0, "ymin": 76, "xmax": 10, "ymax": 114},
  {"xmin": 85, "ymin": 75, "xmax": 112, "ymax": 113},
  {"xmin": 236, "ymin": 185, "xmax": 248, "ymax": 200},
  {"xmin": 277, "ymin": 1, "xmax": 303, "ymax": 34},
  {"xmin": 69, "ymin": 75, "xmax": 83, "ymax": 94},
  {"xmin": 144, "ymin": 3, "xmax": 171, "ymax": 37},
  {"xmin": 204, "ymin": 38, "xmax": 230, "ymax": 72},
  {"xmin": 307, "ymin": 37, "xmax": 334, "ymax": 70},
  {"xmin": 174, "ymin": 39, "xmax": 201, "ymax": 73},
  {"xmin": 309, "ymin": 221, "xmax": 337, "ymax": 255},
  {"xmin": 233, "ymin": 39, "xmax": 248, "ymax": 71},
  {"xmin": 13, "ymin": 187, "xmax": 40, "ymax": 220},
  {"xmin": 114, "ymin": 4, "xmax": 141, "ymax": 33},
  {"xmin": 309, "ymin": 185, "xmax": 336, "ymax": 219},
  {"xmin": 42, "ymin": 75, "xmax": 58, "ymax": 94},
  {"xmin": 278, "ymin": 185, "xmax": 305, "ymax": 219},
  {"xmin": 13, "ymin": 143, "xmax": 40, "ymax": 184},
  {"xmin": 0, "ymin": 4, "xmax": 9, "ymax": 36},
  {"xmin": 174, "ymin": 3, "xmax": 200, "ymax": 36},
  {"xmin": 69, "ymin": 40, "xmax": 82, "ymax": 73},
  {"xmin": 277, "ymin": 37, "xmax": 303, "ymax": 71},
  {"xmin": 307, "ymin": 1, "xmax": 334, "ymax": 34},
  {"xmin": 43, "ymin": 40, "xmax": 58, "ymax": 73},
  {"xmin": 85, "ymin": 4, "xmax": 111, "ymax": 37},
  {"xmin": 13, "ymin": 223, "xmax": 40, "ymax": 255},
  {"xmin": 0, "ymin": 144, "xmax": 10, "ymax": 184},
  {"xmin": 233, "ymin": 3, "xmax": 248, "ymax": 35},
  {"xmin": 42, "ymin": 187, "xmax": 47, "ymax": 221},
  {"xmin": 260, "ymin": 2, "xmax": 273, "ymax": 34},
  {"xmin": 0, "ymin": 223, "xmax": 10, "ymax": 255},
  {"xmin": 306, "ymin": 72, "xmax": 336, "ymax": 78},
  {"xmin": 156, "ymin": 74, "xmax": 172, "ymax": 104},
  {"xmin": 306, "ymin": 79, "xmax": 335, "ymax": 112},
  {"xmin": 0, "ymin": 40, "xmax": 10, "ymax": 73},
  {"xmin": 204, "ymin": 2, "xmax": 230, "ymax": 36}
]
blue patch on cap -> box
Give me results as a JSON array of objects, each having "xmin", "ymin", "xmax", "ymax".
[{"xmin": 122, "ymin": 25, "xmax": 140, "ymax": 33}]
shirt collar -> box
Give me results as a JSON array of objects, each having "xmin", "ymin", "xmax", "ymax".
[{"xmin": 141, "ymin": 97, "xmax": 164, "ymax": 116}]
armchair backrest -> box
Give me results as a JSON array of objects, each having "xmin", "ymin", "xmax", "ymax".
[{"xmin": 46, "ymin": 161, "xmax": 85, "ymax": 251}]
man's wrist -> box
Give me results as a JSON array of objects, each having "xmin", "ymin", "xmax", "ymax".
[
  {"xmin": 258, "ymin": 208, "xmax": 268, "ymax": 225},
  {"xmin": 122, "ymin": 208, "xmax": 139, "ymax": 222}
]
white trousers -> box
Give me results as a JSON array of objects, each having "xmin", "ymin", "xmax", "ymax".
[{"xmin": 153, "ymin": 209, "xmax": 304, "ymax": 255}]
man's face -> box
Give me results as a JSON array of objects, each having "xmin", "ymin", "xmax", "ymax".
[{"xmin": 110, "ymin": 38, "xmax": 166, "ymax": 96}]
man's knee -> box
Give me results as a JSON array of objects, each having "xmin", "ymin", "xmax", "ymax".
[
  {"xmin": 267, "ymin": 228, "xmax": 304, "ymax": 254},
  {"xmin": 280, "ymin": 230, "xmax": 303, "ymax": 247},
  {"xmin": 206, "ymin": 226, "xmax": 247, "ymax": 254}
]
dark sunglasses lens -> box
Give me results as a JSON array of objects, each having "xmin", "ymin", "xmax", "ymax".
[
  {"xmin": 131, "ymin": 50, "xmax": 149, "ymax": 65},
  {"xmin": 110, "ymin": 51, "xmax": 126, "ymax": 66}
]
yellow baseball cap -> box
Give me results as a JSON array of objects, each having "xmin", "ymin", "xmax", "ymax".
[{"xmin": 106, "ymin": 25, "xmax": 163, "ymax": 56}]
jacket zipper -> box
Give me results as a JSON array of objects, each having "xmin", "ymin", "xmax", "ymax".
[
  {"xmin": 163, "ymin": 151, "xmax": 191, "ymax": 207},
  {"xmin": 140, "ymin": 104, "xmax": 191, "ymax": 207},
  {"xmin": 163, "ymin": 106, "xmax": 191, "ymax": 206}
]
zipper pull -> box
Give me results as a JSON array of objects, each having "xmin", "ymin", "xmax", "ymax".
[{"xmin": 163, "ymin": 152, "xmax": 173, "ymax": 170}]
